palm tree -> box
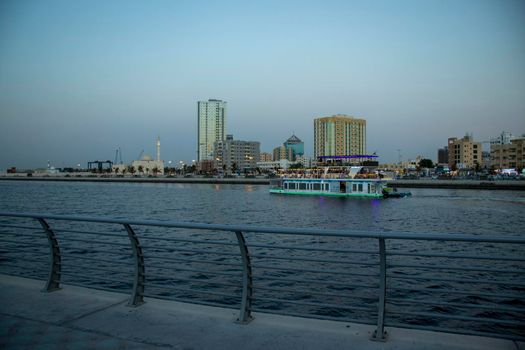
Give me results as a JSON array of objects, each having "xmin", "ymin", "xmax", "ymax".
[
  {"xmin": 231, "ymin": 162, "xmax": 238, "ymax": 175},
  {"xmin": 129, "ymin": 166, "xmax": 136, "ymax": 176},
  {"xmin": 152, "ymin": 167, "xmax": 159, "ymax": 177},
  {"xmin": 137, "ymin": 165, "xmax": 144, "ymax": 175}
]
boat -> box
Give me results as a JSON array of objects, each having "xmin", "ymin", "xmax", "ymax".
[
  {"xmin": 269, "ymin": 166, "xmax": 411, "ymax": 198},
  {"xmin": 269, "ymin": 177, "xmax": 387, "ymax": 198}
]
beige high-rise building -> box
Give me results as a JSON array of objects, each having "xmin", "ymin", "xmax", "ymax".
[
  {"xmin": 314, "ymin": 115, "xmax": 366, "ymax": 158},
  {"xmin": 447, "ymin": 134, "xmax": 481, "ymax": 169}
]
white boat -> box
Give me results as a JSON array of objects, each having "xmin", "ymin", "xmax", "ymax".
[{"xmin": 269, "ymin": 177, "xmax": 387, "ymax": 198}]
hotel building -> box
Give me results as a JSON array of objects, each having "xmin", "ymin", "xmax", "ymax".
[
  {"xmin": 314, "ymin": 115, "xmax": 366, "ymax": 158},
  {"xmin": 198, "ymin": 99, "xmax": 226, "ymax": 162}
]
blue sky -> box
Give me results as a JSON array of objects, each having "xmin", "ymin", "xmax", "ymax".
[{"xmin": 1, "ymin": 0, "xmax": 524, "ymax": 169}]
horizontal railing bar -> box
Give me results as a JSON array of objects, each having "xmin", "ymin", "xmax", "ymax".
[
  {"xmin": 387, "ymin": 297, "xmax": 525, "ymax": 313},
  {"xmin": 148, "ymin": 255, "xmax": 239, "ymax": 267},
  {"xmin": 387, "ymin": 274, "xmax": 525, "ymax": 287},
  {"xmin": 62, "ymin": 281, "xmax": 130, "ymax": 296},
  {"xmin": 253, "ymin": 295, "xmax": 376, "ymax": 312},
  {"xmin": 255, "ymin": 274, "xmax": 378, "ymax": 289},
  {"xmin": 388, "ymin": 263, "xmax": 524, "ymax": 274},
  {"xmin": 61, "ymin": 255, "xmax": 131, "ymax": 265},
  {"xmin": 147, "ymin": 282, "xmax": 240, "ymax": 299},
  {"xmin": 0, "ymin": 224, "xmax": 42, "ymax": 231},
  {"xmin": 251, "ymin": 307, "xmax": 376, "ymax": 326},
  {"xmin": 142, "ymin": 246, "xmax": 239, "ymax": 257},
  {"xmin": 0, "ymin": 247, "xmax": 47, "ymax": 254},
  {"xmin": 2, "ymin": 212, "xmax": 524, "ymax": 244},
  {"xmin": 60, "ymin": 237, "xmax": 129, "ymax": 247},
  {"xmin": 0, "ymin": 231, "xmax": 44, "ymax": 239},
  {"xmin": 61, "ymin": 272, "xmax": 131, "ymax": 285},
  {"xmin": 143, "ymin": 292, "xmax": 240, "ymax": 309},
  {"xmin": 254, "ymin": 284, "xmax": 378, "ymax": 300},
  {"xmin": 0, "ymin": 238, "xmax": 40, "ymax": 246},
  {"xmin": 60, "ymin": 246, "xmax": 131, "ymax": 254},
  {"xmin": 140, "ymin": 236, "xmax": 238, "ymax": 247},
  {"xmin": 53, "ymin": 228, "xmax": 126, "ymax": 238},
  {"xmin": 252, "ymin": 263, "xmax": 378, "ymax": 278},
  {"xmin": 147, "ymin": 263, "xmax": 241, "ymax": 277},
  {"xmin": 251, "ymin": 254, "xmax": 378, "ymax": 266},
  {"xmin": 387, "ymin": 251, "xmax": 525, "ymax": 262},
  {"xmin": 147, "ymin": 275, "xmax": 241, "ymax": 289},
  {"xmin": 389, "ymin": 286, "xmax": 523, "ymax": 299},
  {"xmin": 248, "ymin": 243, "xmax": 377, "ymax": 255},
  {"xmin": 0, "ymin": 262, "xmax": 48, "ymax": 270},
  {"xmin": 63, "ymin": 264, "xmax": 132, "ymax": 274},
  {"xmin": 386, "ymin": 309, "xmax": 524, "ymax": 326},
  {"xmin": 384, "ymin": 321, "xmax": 525, "ymax": 342}
]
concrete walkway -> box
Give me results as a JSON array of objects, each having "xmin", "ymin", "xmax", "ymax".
[{"xmin": 0, "ymin": 275, "xmax": 522, "ymax": 350}]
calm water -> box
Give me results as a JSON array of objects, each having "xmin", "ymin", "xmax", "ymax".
[
  {"xmin": 0, "ymin": 180, "xmax": 524, "ymax": 235},
  {"xmin": 0, "ymin": 180, "xmax": 524, "ymax": 337}
]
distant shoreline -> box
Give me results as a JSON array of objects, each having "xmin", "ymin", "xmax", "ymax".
[{"xmin": 1, "ymin": 176, "xmax": 524, "ymax": 190}]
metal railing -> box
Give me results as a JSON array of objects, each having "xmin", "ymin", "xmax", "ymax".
[{"xmin": 0, "ymin": 212, "xmax": 524, "ymax": 341}]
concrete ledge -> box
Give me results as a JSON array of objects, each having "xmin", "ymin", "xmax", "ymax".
[{"xmin": 1, "ymin": 275, "xmax": 522, "ymax": 350}]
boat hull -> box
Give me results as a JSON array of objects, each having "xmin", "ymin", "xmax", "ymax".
[{"xmin": 269, "ymin": 189, "xmax": 384, "ymax": 198}]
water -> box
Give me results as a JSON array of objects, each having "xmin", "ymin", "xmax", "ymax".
[
  {"xmin": 0, "ymin": 180, "xmax": 524, "ymax": 338},
  {"xmin": 0, "ymin": 180, "xmax": 523, "ymax": 235}
]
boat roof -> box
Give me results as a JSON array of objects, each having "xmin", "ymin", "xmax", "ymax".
[{"xmin": 280, "ymin": 178, "xmax": 386, "ymax": 183}]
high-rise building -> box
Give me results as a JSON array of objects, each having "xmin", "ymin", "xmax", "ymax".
[
  {"xmin": 284, "ymin": 135, "xmax": 304, "ymax": 160},
  {"xmin": 314, "ymin": 115, "xmax": 366, "ymax": 158},
  {"xmin": 447, "ymin": 134, "xmax": 481, "ymax": 169},
  {"xmin": 214, "ymin": 135, "xmax": 260, "ymax": 173},
  {"xmin": 198, "ymin": 99, "xmax": 226, "ymax": 162}
]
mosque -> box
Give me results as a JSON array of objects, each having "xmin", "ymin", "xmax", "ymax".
[{"xmin": 113, "ymin": 137, "xmax": 165, "ymax": 175}]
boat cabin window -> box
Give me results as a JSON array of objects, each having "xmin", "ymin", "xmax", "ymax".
[
  {"xmin": 313, "ymin": 183, "xmax": 321, "ymax": 191},
  {"xmin": 299, "ymin": 183, "xmax": 307, "ymax": 190}
]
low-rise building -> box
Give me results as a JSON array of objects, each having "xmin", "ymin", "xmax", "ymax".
[
  {"xmin": 448, "ymin": 134, "xmax": 481, "ymax": 169},
  {"xmin": 257, "ymin": 159, "xmax": 292, "ymax": 171},
  {"xmin": 214, "ymin": 135, "xmax": 260, "ymax": 173},
  {"xmin": 259, "ymin": 152, "xmax": 273, "ymax": 162},
  {"xmin": 490, "ymin": 136, "xmax": 525, "ymax": 170}
]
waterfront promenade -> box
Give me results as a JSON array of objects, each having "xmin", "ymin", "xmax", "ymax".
[
  {"xmin": 1, "ymin": 175, "xmax": 525, "ymax": 190},
  {"xmin": 1, "ymin": 275, "xmax": 522, "ymax": 350}
]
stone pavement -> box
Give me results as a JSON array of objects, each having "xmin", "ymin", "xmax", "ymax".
[{"xmin": 0, "ymin": 275, "xmax": 522, "ymax": 350}]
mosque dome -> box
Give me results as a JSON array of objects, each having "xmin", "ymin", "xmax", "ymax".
[{"xmin": 141, "ymin": 154, "xmax": 153, "ymax": 161}]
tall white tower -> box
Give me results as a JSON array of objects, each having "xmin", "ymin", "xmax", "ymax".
[
  {"xmin": 197, "ymin": 99, "xmax": 226, "ymax": 161},
  {"xmin": 156, "ymin": 136, "xmax": 161, "ymax": 161}
]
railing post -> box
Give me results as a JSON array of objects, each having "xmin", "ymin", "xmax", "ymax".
[
  {"xmin": 372, "ymin": 237, "xmax": 387, "ymax": 341},
  {"xmin": 123, "ymin": 224, "xmax": 145, "ymax": 307},
  {"xmin": 235, "ymin": 230, "xmax": 254, "ymax": 323},
  {"xmin": 37, "ymin": 218, "xmax": 61, "ymax": 292}
]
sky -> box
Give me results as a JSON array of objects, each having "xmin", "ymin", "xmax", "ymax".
[{"xmin": 1, "ymin": 0, "xmax": 524, "ymax": 169}]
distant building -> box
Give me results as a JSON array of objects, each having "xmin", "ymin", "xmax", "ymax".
[
  {"xmin": 490, "ymin": 136, "xmax": 525, "ymax": 170},
  {"xmin": 256, "ymin": 159, "xmax": 292, "ymax": 171},
  {"xmin": 447, "ymin": 134, "xmax": 481, "ymax": 169},
  {"xmin": 259, "ymin": 152, "xmax": 273, "ymax": 162},
  {"xmin": 490, "ymin": 131, "xmax": 514, "ymax": 146},
  {"xmin": 314, "ymin": 115, "xmax": 366, "ymax": 159},
  {"xmin": 273, "ymin": 145, "xmax": 293, "ymax": 161},
  {"xmin": 214, "ymin": 135, "xmax": 260, "ymax": 173},
  {"xmin": 283, "ymin": 135, "xmax": 304, "ymax": 160},
  {"xmin": 198, "ymin": 99, "xmax": 226, "ymax": 162},
  {"xmin": 119, "ymin": 136, "xmax": 164, "ymax": 175},
  {"xmin": 437, "ymin": 146, "xmax": 448, "ymax": 164}
]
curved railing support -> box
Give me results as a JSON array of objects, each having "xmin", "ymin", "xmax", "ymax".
[
  {"xmin": 123, "ymin": 223, "xmax": 145, "ymax": 306},
  {"xmin": 235, "ymin": 230, "xmax": 254, "ymax": 323},
  {"xmin": 37, "ymin": 218, "xmax": 61, "ymax": 292},
  {"xmin": 372, "ymin": 237, "xmax": 387, "ymax": 341}
]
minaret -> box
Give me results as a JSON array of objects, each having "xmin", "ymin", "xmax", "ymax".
[{"xmin": 156, "ymin": 136, "xmax": 161, "ymax": 161}]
